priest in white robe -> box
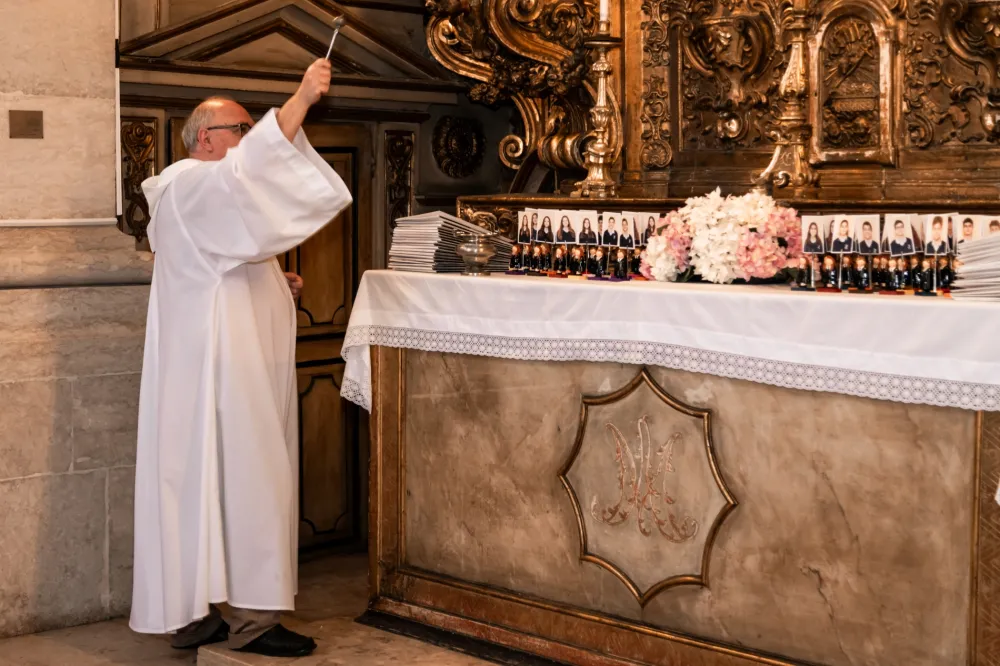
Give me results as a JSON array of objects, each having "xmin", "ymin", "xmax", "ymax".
[{"xmin": 130, "ymin": 58, "xmax": 352, "ymax": 658}]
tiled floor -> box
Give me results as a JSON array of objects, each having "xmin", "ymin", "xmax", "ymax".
[{"xmin": 0, "ymin": 555, "xmax": 490, "ymax": 666}]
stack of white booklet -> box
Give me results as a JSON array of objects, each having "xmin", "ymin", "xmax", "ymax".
[
  {"xmin": 953, "ymin": 234, "xmax": 1000, "ymax": 299},
  {"xmin": 388, "ymin": 211, "xmax": 511, "ymax": 274}
]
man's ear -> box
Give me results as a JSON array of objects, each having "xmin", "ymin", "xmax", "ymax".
[{"xmin": 198, "ymin": 128, "xmax": 211, "ymax": 153}]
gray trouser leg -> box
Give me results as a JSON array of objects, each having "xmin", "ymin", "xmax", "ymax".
[
  {"xmin": 227, "ymin": 607, "xmax": 282, "ymax": 650},
  {"xmin": 170, "ymin": 605, "xmax": 225, "ymax": 648}
]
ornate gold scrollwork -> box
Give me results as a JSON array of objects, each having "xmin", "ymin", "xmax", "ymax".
[
  {"xmin": 641, "ymin": 0, "xmax": 673, "ymax": 169},
  {"xmin": 426, "ymin": 0, "xmax": 621, "ymax": 179},
  {"xmin": 904, "ymin": 0, "xmax": 1000, "ymax": 148},
  {"xmin": 654, "ymin": 0, "xmax": 787, "ymax": 153},
  {"xmin": 755, "ymin": 0, "xmax": 819, "ymax": 190},
  {"xmin": 457, "ymin": 202, "xmax": 519, "ymax": 236}
]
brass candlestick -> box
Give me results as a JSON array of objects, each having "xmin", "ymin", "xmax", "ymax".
[
  {"xmin": 573, "ymin": 20, "xmax": 621, "ymax": 199},
  {"xmin": 754, "ymin": 3, "xmax": 818, "ymax": 192}
]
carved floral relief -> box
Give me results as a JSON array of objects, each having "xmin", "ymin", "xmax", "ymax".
[
  {"xmin": 903, "ymin": 0, "xmax": 1000, "ymax": 148},
  {"xmin": 676, "ymin": 1, "xmax": 787, "ymax": 152},
  {"xmin": 640, "ymin": 0, "xmax": 673, "ymax": 169}
]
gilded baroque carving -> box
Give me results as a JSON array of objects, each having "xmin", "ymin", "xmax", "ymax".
[
  {"xmin": 675, "ymin": 0, "xmax": 787, "ymax": 151},
  {"xmin": 426, "ymin": 0, "xmax": 605, "ymax": 173},
  {"xmin": 119, "ymin": 117, "xmax": 157, "ymax": 241},
  {"xmin": 640, "ymin": 0, "xmax": 673, "ymax": 169},
  {"xmin": 432, "ymin": 116, "xmax": 486, "ymax": 179},
  {"xmin": 458, "ymin": 202, "xmax": 518, "ymax": 237},
  {"xmin": 559, "ymin": 368, "xmax": 737, "ymax": 607},
  {"xmin": 756, "ymin": 0, "xmax": 819, "ymax": 189},
  {"xmin": 820, "ymin": 16, "xmax": 879, "ymax": 149},
  {"xmin": 903, "ymin": 0, "xmax": 1000, "ymax": 148},
  {"xmin": 591, "ymin": 417, "xmax": 699, "ymax": 543},
  {"xmin": 385, "ymin": 130, "xmax": 414, "ymax": 230}
]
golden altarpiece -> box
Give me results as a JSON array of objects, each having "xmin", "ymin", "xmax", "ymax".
[
  {"xmin": 358, "ymin": 2, "xmax": 1000, "ymax": 666},
  {"xmin": 421, "ymin": 0, "xmax": 1000, "ymax": 233}
]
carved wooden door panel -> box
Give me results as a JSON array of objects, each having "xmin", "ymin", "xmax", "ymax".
[{"xmin": 280, "ymin": 133, "xmax": 370, "ymax": 553}]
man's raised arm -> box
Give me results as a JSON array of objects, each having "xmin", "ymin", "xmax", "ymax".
[{"xmin": 277, "ymin": 58, "xmax": 331, "ymax": 142}]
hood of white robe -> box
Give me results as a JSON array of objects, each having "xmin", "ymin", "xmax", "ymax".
[{"xmin": 141, "ymin": 159, "xmax": 204, "ymax": 252}]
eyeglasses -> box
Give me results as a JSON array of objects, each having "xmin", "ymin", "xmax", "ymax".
[{"xmin": 206, "ymin": 123, "xmax": 252, "ymax": 137}]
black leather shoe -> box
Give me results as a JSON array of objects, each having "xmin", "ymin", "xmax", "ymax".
[
  {"xmin": 171, "ymin": 620, "xmax": 230, "ymax": 649},
  {"xmin": 235, "ymin": 624, "xmax": 317, "ymax": 658}
]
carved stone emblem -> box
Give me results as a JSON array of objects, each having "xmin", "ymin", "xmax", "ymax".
[
  {"xmin": 559, "ymin": 369, "xmax": 737, "ymax": 607},
  {"xmin": 432, "ymin": 116, "xmax": 486, "ymax": 179}
]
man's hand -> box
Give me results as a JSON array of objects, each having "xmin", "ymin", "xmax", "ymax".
[
  {"xmin": 296, "ymin": 59, "xmax": 332, "ymax": 106},
  {"xmin": 277, "ymin": 59, "xmax": 331, "ymax": 141},
  {"xmin": 285, "ymin": 272, "xmax": 304, "ymax": 299}
]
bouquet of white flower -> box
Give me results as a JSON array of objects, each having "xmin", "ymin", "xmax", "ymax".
[{"xmin": 641, "ymin": 188, "xmax": 802, "ymax": 284}]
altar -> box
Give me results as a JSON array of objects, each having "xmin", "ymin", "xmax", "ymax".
[{"xmin": 343, "ymin": 270, "xmax": 1000, "ymax": 666}]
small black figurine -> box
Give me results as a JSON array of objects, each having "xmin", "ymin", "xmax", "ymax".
[
  {"xmin": 529, "ymin": 244, "xmax": 542, "ymax": 271},
  {"xmin": 839, "ymin": 255, "xmax": 853, "ymax": 288},
  {"xmin": 613, "ymin": 249, "xmax": 629, "ymax": 279},
  {"xmin": 907, "ymin": 256, "xmax": 921, "ymax": 288},
  {"xmin": 821, "ymin": 255, "xmax": 838, "ymax": 288},
  {"xmin": 873, "ymin": 256, "xmax": 888, "ymax": 288},
  {"xmin": 509, "ymin": 244, "xmax": 523, "ymax": 270},
  {"xmin": 553, "ymin": 246, "xmax": 568, "ymax": 273},
  {"xmin": 795, "ymin": 256, "xmax": 812, "ymax": 288},
  {"xmin": 853, "ymin": 256, "xmax": 871, "ymax": 290},
  {"xmin": 920, "ymin": 258, "xmax": 935, "ymax": 294},
  {"xmin": 568, "ymin": 246, "xmax": 583, "ymax": 275},
  {"xmin": 886, "ymin": 258, "xmax": 901, "ymax": 291},
  {"xmin": 593, "ymin": 248, "xmax": 606, "ymax": 277},
  {"xmin": 539, "ymin": 244, "xmax": 552, "ymax": 271},
  {"xmin": 631, "ymin": 248, "xmax": 643, "ymax": 275},
  {"xmin": 937, "ymin": 256, "xmax": 953, "ymax": 290}
]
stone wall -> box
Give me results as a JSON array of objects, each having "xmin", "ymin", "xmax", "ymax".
[
  {"xmin": 0, "ymin": 275, "xmax": 149, "ymax": 637},
  {"xmin": 0, "ymin": 0, "xmax": 152, "ymax": 638},
  {"xmin": 0, "ymin": 0, "xmax": 117, "ymax": 221}
]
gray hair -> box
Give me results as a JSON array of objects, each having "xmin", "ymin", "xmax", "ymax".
[{"xmin": 181, "ymin": 96, "xmax": 234, "ymax": 153}]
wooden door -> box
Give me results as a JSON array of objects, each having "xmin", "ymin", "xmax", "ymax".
[{"xmin": 282, "ymin": 124, "xmax": 373, "ymax": 553}]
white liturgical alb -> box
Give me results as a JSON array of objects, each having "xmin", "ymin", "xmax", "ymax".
[{"xmin": 130, "ymin": 110, "xmax": 352, "ymax": 634}]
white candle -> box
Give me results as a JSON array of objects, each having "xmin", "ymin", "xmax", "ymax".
[{"xmin": 599, "ymin": 0, "xmax": 609, "ymax": 23}]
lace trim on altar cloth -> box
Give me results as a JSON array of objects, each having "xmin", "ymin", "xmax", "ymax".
[{"xmin": 341, "ymin": 325, "xmax": 1000, "ymax": 413}]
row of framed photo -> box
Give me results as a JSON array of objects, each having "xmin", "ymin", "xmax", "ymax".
[
  {"xmin": 802, "ymin": 213, "xmax": 1000, "ymax": 257},
  {"xmin": 516, "ymin": 209, "xmax": 659, "ymax": 248}
]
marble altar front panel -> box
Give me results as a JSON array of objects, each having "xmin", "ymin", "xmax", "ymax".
[{"xmin": 401, "ymin": 351, "xmax": 976, "ymax": 666}]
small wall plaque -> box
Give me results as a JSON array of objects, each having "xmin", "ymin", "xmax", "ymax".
[{"xmin": 9, "ymin": 110, "xmax": 43, "ymax": 139}]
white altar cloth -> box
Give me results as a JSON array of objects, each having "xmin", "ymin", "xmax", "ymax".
[{"xmin": 341, "ymin": 270, "xmax": 1000, "ymax": 413}]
